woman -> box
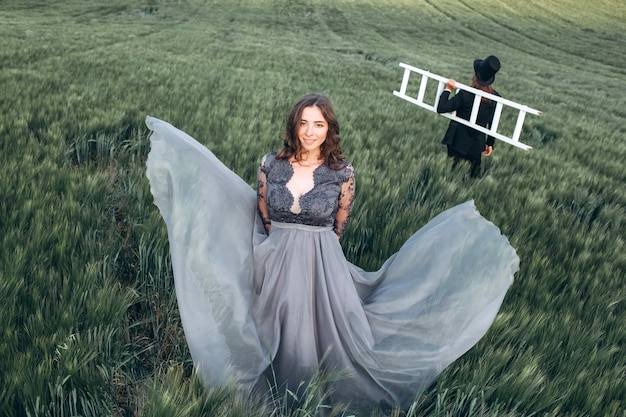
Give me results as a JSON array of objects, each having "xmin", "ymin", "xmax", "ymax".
[
  {"xmin": 252, "ymin": 94, "xmax": 357, "ymax": 399},
  {"xmin": 437, "ymin": 55, "xmax": 501, "ymax": 177},
  {"xmin": 145, "ymin": 93, "xmax": 519, "ymax": 411}
]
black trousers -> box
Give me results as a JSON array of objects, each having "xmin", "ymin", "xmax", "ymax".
[{"xmin": 447, "ymin": 146, "xmax": 482, "ymax": 177}]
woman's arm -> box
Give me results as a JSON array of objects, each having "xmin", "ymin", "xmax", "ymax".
[
  {"xmin": 334, "ymin": 164, "xmax": 355, "ymax": 238},
  {"xmin": 437, "ymin": 80, "xmax": 465, "ymax": 114},
  {"xmin": 257, "ymin": 155, "xmax": 271, "ymax": 233}
]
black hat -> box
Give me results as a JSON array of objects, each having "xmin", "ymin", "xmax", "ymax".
[{"xmin": 473, "ymin": 55, "xmax": 500, "ymax": 86}]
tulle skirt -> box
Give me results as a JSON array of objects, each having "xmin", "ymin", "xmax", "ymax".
[{"xmin": 145, "ymin": 116, "xmax": 519, "ymax": 410}]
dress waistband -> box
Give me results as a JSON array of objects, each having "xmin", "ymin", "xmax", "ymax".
[{"xmin": 271, "ymin": 221, "xmax": 333, "ymax": 232}]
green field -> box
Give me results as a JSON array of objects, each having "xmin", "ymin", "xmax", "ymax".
[{"xmin": 1, "ymin": 0, "xmax": 625, "ymax": 416}]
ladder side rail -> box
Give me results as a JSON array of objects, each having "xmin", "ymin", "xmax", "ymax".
[
  {"xmin": 393, "ymin": 90, "xmax": 532, "ymax": 150},
  {"xmin": 449, "ymin": 81, "xmax": 542, "ymax": 117},
  {"xmin": 440, "ymin": 112, "xmax": 532, "ymax": 150},
  {"xmin": 398, "ymin": 63, "xmax": 449, "ymax": 84},
  {"xmin": 393, "ymin": 91, "xmax": 436, "ymax": 112}
]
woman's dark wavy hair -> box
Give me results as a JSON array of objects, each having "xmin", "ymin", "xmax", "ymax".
[
  {"xmin": 276, "ymin": 93, "xmax": 345, "ymax": 169},
  {"xmin": 471, "ymin": 74, "xmax": 495, "ymax": 103}
]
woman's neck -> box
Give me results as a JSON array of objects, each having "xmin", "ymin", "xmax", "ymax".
[{"xmin": 297, "ymin": 151, "xmax": 321, "ymax": 164}]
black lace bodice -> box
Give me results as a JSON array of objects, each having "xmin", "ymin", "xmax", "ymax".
[{"xmin": 257, "ymin": 152, "xmax": 355, "ymax": 237}]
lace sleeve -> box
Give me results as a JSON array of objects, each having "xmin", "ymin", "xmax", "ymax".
[
  {"xmin": 257, "ymin": 155, "xmax": 271, "ymax": 232},
  {"xmin": 334, "ymin": 164, "xmax": 355, "ymax": 238}
]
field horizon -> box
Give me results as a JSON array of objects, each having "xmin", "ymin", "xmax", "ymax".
[{"xmin": 1, "ymin": 0, "xmax": 624, "ymax": 416}]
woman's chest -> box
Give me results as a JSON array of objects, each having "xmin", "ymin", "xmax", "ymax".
[{"xmin": 266, "ymin": 164, "xmax": 341, "ymax": 218}]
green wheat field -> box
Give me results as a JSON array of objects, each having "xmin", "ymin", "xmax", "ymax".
[{"xmin": 1, "ymin": 0, "xmax": 624, "ymax": 416}]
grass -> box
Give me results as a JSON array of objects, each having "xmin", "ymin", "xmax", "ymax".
[{"xmin": 0, "ymin": 0, "xmax": 625, "ymax": 415}]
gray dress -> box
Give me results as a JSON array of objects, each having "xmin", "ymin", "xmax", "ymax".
[{"xmin": 145, "ymin": 116, "xmax": 519, "ymax": 410}]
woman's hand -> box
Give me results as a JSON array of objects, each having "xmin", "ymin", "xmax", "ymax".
[
  {"xmin": 484, "ymin": 145, "xmax": 493, "ymax": 156},
  {"xmin": 445, "ymin": 79, "xmax": 456, "ymax": 90}
]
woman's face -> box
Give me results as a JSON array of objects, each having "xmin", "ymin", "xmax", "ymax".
[{"xmin": 297, "ymin": 106, "xmax": 328, "ymax": 154}]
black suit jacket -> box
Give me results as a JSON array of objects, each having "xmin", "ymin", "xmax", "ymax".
[{"xmin": 437, "ymin": 89, "xmax": 499, "ymax": 156}]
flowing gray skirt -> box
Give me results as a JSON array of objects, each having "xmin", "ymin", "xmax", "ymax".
[{"xmin": 145, "ymin": 116, "xmax": 519, "ymax": 409}]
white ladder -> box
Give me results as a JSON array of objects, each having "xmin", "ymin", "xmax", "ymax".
[{"xmin": 393, "ymin": 62, "xmax": 542, "ymax": 151}]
